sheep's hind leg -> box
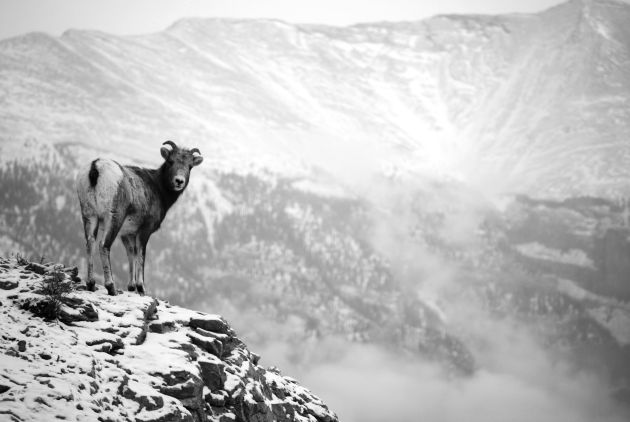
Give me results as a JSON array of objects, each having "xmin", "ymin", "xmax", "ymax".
[
  {"xmin": 82, "ymin": 216, "xmax": 99, "ymax": 292},
  {"xmin": 121, "ymin": 235, "xmax": 136, "ymax": 292},
  {"xmin": 99, "ymin": 212, "xmax": 124, "ymax": 296}
]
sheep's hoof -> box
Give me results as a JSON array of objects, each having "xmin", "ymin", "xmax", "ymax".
[
  {"xmin": 86, "ymin": 281, "xmax": 97, "ymax": 292},
  {"xmin": 136, "ymin": 285, "xmax": 145, "ymax": 296},
  {"xmin": 127, "ymin": 285, "xmax": 136, "ymax": 292},
  {"xmin": 105, "ymin": 284, "xmax": 117, "ymax": 296}
]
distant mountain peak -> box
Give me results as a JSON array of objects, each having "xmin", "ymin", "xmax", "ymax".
[{"xmin": 1, "ymin": 0, "xmax": 630, "ymax": 197}]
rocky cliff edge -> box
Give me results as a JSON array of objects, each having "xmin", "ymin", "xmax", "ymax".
[{"xmin": 0, "ymin": 256, "xmax": 338, "ymax": 422}]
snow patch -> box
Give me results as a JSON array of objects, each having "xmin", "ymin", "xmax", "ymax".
[{"xmin": 514, "ymin": 242, "xmax": 596, "ymax": 269}]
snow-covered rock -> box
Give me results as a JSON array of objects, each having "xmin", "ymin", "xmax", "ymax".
[{"xmin": 0, "ymin": 256, "xmax": 338, "ymax": 422}]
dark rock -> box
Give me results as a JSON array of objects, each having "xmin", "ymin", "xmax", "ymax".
[
  {"xmin": 134, "ymin": 406, "xmax": 194, "ymax": 422},
  {"xmin": 198, "ymin": 357, "xmax": 227, "ymax": 391},
  {"xmin": 39, "ymin": 352, "xmax": 51, "ymax": 360},
  {"xmin": 205, "ymin": 390, "xmax": 227, "ymax": 407},
  {"xmin": 145, "ymin": 299, "xmax": 158, "ymax": 319},
  {"xmin": 210, "ymin": 408, "xmax": 238, "ymax": 422},
  {"xmin": 219, "ymin": 337, "xmax": 245, "ymax": 359},
  {"xmin": 251, "ymin": 353, "xmax": 261, "ymax": 366},
  {"xmin": 134, "ymin": 299, "xmax": 158, "ymax": 345},
  {"xmin": 0, "ymin": 280, "xmax": 18, "ymax": 290},
  {"xmin": 194, "ymin": 327, "xmax": 229, "ymax": 342},
  {"xmin": 234, "ymin": 396, "xmax": 274, "ymax": 422},
  {"xmin": 25, "ymin": 262, "xmax": 47, "ymax": 275},
  {"xmin": 149, "ymin": 320, "xmax": 176, "ymax": 334},
  {"xmin": 157, "ymin": 370, "xmax": 205, "ymax": 421},
  {"xmin": 17, "ymin": 340, "xmax": 26, "ymax": 352},
  {"xmin": 158, "ymin": 370, "xmax": 202, "ymax": 401},
  {"xmin": 86, "ymin": 337, "xmax": 124, "ymax": 354},
  {"xmin": 251, "ymin": 385, "xmax": 265, "ymax": 403},
  {"xmin": 224, "ymin": 382, "xmax": 244, "ymax": 405},
  {"xmin": 4, "ymin": 349, "xmax": 18, "ymax": 357},
  {"xmin": 58, "ymin": 298, "xmax": 99, "ymax": 324},
  {"xmin": 118, "ymin": 376, "xmax": 164, "ymax": 412},
  {"xmin": 64, "ymin": 266, "xmax": 79, "ymax": 278},
  {"xmin": 189, "ymin": 316, "xmax": 230, "ymax": 335},
  {"xmin": 174, "ymin": 342, "xmax": 199, "ymax": 361},
  {"xmin": 0, "ymin": 384, "xmax": 10, "ymax": 394},
  {"xmin": 187, "ymin": 332, "xmax": 223, "ymax": 358},
  {"xmin": 270, "ymin": 402, "xmax": 296, "ymax": 422}
]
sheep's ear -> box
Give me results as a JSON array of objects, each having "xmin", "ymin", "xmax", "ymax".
[
  {"xmin": 160, "ymin": 146, "xmax": 172, "ymax": 160},
  {"xmin": 191, "ymin": 148, "xmax": 203, "ymax": 167}
]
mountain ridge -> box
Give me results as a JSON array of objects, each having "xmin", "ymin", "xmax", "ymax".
[{"xmin": 1, "ymin": 0, "xmax": 630, "ymax": 197}]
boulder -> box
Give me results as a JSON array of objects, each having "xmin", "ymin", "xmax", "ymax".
[
  {"xmin": 187, "ymin": 331, "xmax": 223, "ymax": 358},
  {"xmin": 118, "ymin": 377, "xmax": 165, "ymax": 412},
  {"xmin": 189, "ymin": 316, "xmax": 231, "ymax": 335},
  {"xmin": 198, "ymin": 356, "xmax": 227, "ymax": 391},
  {"xmin": 0, "ymin": 280, "xmax": 18, "ymax": 290},
  {"xmin": 24, "ymin": 262, "xmax": 47, "ymax": 275},
  {"xmin": 149, "ymin": 320, "xmax": 176, "ymax": 334},
  {"xmin": 157, "ymin": 370, "xmax": 205, "ymax": 421}
]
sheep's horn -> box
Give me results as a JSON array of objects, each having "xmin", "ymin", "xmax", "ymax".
[
  {"xmin": 190, "ymin": 148, "xmax": 201, "ymax": 156},
  {"xmin": 162, "ymin": 140, "xmax": 178, "ymax": 150}
]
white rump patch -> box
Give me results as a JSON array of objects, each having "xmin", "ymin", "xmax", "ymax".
[
  {"xmin": 92, "ymin": 160, "xmax": 124, "ymax": 214},
  {"xmin": 76, "ymin": 159, "xmax": 124, "ymax": 217}
]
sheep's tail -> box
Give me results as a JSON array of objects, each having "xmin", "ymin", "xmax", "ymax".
[
  {"xmin": 77, "ymin": 158, "xmax": 123, "ymax": 217},
  {"xmin": 89, "ymin": 159, "xmax": 99, "ymax": 187}
]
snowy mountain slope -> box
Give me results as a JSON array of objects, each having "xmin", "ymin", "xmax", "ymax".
[
  {"xmin": 1, "ymin": 0, "xmax": 629, "ymax": 196},
  {"xmin": 0, "ymin": 256, "xmax": 338, "ymax": 422},
  {"xmin": 503, "ymin": 195, "xmax": 630, "ymax": 298}
]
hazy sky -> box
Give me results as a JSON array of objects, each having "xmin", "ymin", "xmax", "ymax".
[{"xmin": 0, "ymin": 0, "xmax": 569, "ymax": 40}]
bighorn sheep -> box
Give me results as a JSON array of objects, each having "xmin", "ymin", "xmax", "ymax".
[{"xmin": 76, "ymin": 141, "xmax": 203, "ymax": 295}]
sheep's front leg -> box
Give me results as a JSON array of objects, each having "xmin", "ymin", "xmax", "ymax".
[
  {"xmin": 121, "ymin": 235, "xmax": 137, "ymax": 292},
  {"xmin": 82, "ymin": 216, "xmax": 99, "ymax": 292},
  {"xmin": 134, "ymin": 230, "xmax": 151, "ymax": 296},
  {"xmin": 99, "ymin": 212, "xmax": 124, "ymax": 296}
]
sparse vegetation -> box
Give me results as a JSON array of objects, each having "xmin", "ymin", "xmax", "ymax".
[
  {"xmin": 15, "ymin": 253, "xmax": 29, "ymax": 266},
  {"xmin": 35, "ymin": 264, "xmax": 74, "ymax": 320}
]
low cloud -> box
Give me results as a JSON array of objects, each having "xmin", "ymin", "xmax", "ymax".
[
  {"xmin": 206, "ymin": 161, "xmax": 629, "ymax": 422},
  {"xmin": 250, "ymin": 331, "xmax": 628, "ymax": 422}
]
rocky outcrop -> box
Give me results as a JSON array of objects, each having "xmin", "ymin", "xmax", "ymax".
[{"xmin": 0, "ymin": 257, "xmax": 338, "ymax": 422}]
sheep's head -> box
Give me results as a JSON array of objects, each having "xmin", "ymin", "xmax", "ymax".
[{"xmin": 160, "ymin": 141, "xmax": 203, "ymax": 192}]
